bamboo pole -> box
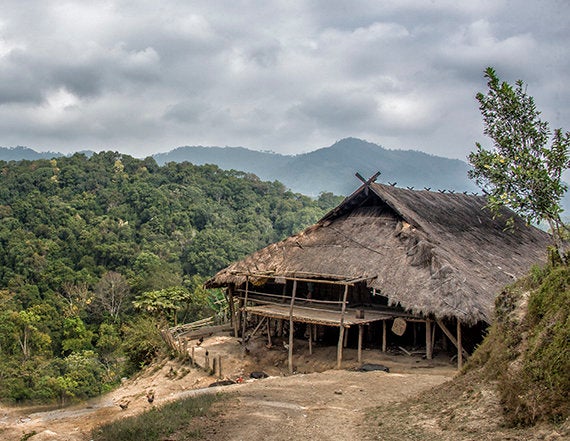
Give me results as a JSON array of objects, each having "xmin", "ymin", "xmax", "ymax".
[
  {"xmin": 425, "ymin": 319, "xmax": 433, "ymax": 360},
  {"xmin": 336, "ymin": 284, "xmax": 349, "ymax": 369},
  {"xmin": 288, "ymin": 280, "xmax": 297, "ymax": 374},
  {"xmin": 308, "ymin": 324, "xmax": 313, "ymax": 355},
  {"xmin": 382, "ymin": 320, "xmax": 387, "ymax": 352}
]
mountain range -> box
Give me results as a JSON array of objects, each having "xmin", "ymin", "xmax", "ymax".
[{"xmin": 152, "ymin": 137, "xmax": 478, "ymax": 196}]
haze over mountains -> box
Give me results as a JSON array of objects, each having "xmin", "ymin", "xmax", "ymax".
[
  {"xmin": 153, "ymin": 138, "xmax": 478, "ymax": 196},
  {"xmin": 0, "ymin": 138, "xmax": 479, "ymax": 196}
]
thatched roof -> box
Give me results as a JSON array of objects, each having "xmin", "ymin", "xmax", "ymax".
[{"xmin": 206, "ymin": 183, "xmax": 551, "ymax": 325}]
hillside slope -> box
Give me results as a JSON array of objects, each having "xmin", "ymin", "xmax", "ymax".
[{"xmin": 366, "ymin": 261, "xmax": 570, "ymax": 440}]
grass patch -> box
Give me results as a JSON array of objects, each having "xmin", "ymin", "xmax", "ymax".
[{"xmin": 91, "ymin": 392, "xmax": 223, "ymax": 441}]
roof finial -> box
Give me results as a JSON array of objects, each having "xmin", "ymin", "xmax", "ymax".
[{"xmin": 355, "ymin": 171, "xmax": 380, "ymax": 186}]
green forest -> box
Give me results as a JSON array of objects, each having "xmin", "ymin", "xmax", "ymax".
[{"xmin": 0, "ymin": 152, "xmax": 343, "ymax": 403}]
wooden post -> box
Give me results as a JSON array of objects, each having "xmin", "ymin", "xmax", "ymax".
[
  {"xmin": 382, "ymin": 320, "xmax": 387, "ymax": 353},
  {"xmin": 288, "ymin": 280, "xmax": 297, "ymax": 374},
  {"xmin": 336, "ymin": 284, "xmax": 349, "ymax": 369},
  {"xmin": 228, "ymin": 286, "xmax": 239, "ymax": 338},
  {"xmin": 241, "ymin": 278, "xmax": 249, "ymax": 346},
  {"xmin": 191, "ymin": 346, "xmax": 195, "ymax": 367},
  {"xmin": 217, "ymin": 355, "xmax": 222, "ymax": 378},
  {"xmin": 266, "ymin": 319, "xmax": 272, "ymax": 347},
  {"xmin": 425, "ymin": 319, "xmax": 433, "ymax": 360},
  {"xmin": 357, "ymin": 324, "xmax": 363, "ymax": 364},
  {"xmin": 343, "ymin": 327, "xmax": 349, "ymax": 347},
  {"xmin": 308, "ymin": 323, "xmax": 313, "ymax": 355},
  {"xmin": 436, "ymin": 319, "xmax": 469, "ymax": 360},
  {"xmin": 457, "ymin": 320, "xmax": 463, "ymax": 370}
]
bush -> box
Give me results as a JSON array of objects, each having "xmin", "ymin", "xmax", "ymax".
[{"xmin": 121, "ymin": 316, "xmax": 169, "ymax": 373}]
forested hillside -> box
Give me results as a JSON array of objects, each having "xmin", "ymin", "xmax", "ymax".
[{"xmin": 0, "ymin": 152, "xmax": 342, "ymax": 403}]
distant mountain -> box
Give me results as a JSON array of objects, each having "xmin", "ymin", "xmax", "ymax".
[
  {"xmin": 0, "ymin": 146, "xmax": 63, "ymax": 161},
  {"xmin": 154, "ymin": 137, "xmax": 479, "ymax": 196}
]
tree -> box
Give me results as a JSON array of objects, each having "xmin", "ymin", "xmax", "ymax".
[
  {"xmin": 469, "ymin": 67, "xmax": 570, "ymax": 258},
  {"xmin": 93, "ymin": 271, "xmax": 131, "ymax": 322}
]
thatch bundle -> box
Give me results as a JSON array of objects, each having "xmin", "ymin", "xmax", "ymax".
[{"xmin": 206, "ymin": 183, "xmax": 551, "ymax": 325}]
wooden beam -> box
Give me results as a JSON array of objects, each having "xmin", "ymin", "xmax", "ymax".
[
  {"xmin": 249, "ymin": 316, "xmax": 267, "ymax": 339},
  {"xmin": 288, "ymin": 280, "xmax": 297, "ymax": 374},
  {"xmin": 308, "ymin": 324, "xmax": 313, "ymax": 355},
  {"xmin": 425, "ymin": 320, "xmax": 433, "ymax": 360},
  {"xmin": 336, "ymin": 284, "xmax": 349, "ymax": 369},
  {"xmin": 436, "ymin": 319, "xmax": 469, "ymax": 360}
]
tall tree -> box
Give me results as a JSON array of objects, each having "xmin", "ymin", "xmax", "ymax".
[{"xmin": 469, "ymin": 67, "xmax": 570, "ymax": 258}]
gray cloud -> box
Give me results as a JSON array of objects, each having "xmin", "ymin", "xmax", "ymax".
[{"xmin": 0, "ymin": 0, "xmax": 568, "ymax": 159}]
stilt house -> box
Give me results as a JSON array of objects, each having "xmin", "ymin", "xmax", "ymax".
[{"xmin": 205, "ymin": 176, "xmax": 551, "ymax": 370}]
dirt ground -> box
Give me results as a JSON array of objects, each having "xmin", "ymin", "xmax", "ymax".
[
  {"xmin": 3, "ymin": 331, "xmax": 563, "ymax": 441},
  {"xmin": 0, "ymin": 332, "xmax": 455, "ymax": 440}
]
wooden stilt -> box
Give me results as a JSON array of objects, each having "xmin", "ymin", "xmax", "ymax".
[
  {"xmin": 382, "ymin": 320, "xmax": 387, "ymax": 353},
  {"xmin": 337, "ymin": 326, "xmax": 345, "ymax": 368},
  {"xmin": 217, "ymin": 355, "xmax": 222, "ymax": 378},
  {"xmin": 288, "ymin": 280, "xmax": 297, "ymax": 374},
  {"xmin": 336, "ymin": 284, "xmax": 349, "ymax": 369},
  {"xmin": 308, "ymin": 324, "xmax": 313, "ymax": 355},
  {"xmin": 457, "ymin": 320, "xmax": 463, "ymax": 370},
  {"xmin": 343, "ymin": 326, "xmax": 349, "ymax": 347},
  {"xmin": 266, "ymin": 319, "xmax": 272, "ymax": 347},
  {"xmin": 313, "ymin": 325, "xmax": 317, "ymax": 342},
  {"xmin": 425, "ymin": 319, "xmax": 433, "ymax": 360},
  {"xmin": 357, "ymin": 325, "xmax": 363, "ymax": 364},
  {"xmin": 241, "ymin": 278, "xmax": 250, "ymax": 345},
  {"xmin": 228, "ymin": 287, "xmax": 238, "ymax": 337}
]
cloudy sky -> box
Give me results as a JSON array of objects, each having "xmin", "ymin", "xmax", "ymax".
[{"xmin": 0, "ymin": 1, "xmax": 568, "ymax": 160}]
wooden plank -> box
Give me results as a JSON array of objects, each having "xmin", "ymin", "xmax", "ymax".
[{"xmin": 436, "ymin": 319, "xmax": 469, "ymax": 360}]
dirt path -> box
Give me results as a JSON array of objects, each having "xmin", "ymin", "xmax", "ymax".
[
  {"xmin": 198, "ymin": 370, "xmax": 451, "ymax": 441},
  {"xmin": 0, "ymin": 334, "xmax": 455, "ymax": 441}
]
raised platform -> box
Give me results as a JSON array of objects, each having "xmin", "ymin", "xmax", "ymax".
[{"xmin": 246, "ymin": 303, "xmax": 394, "ymax": 327}]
